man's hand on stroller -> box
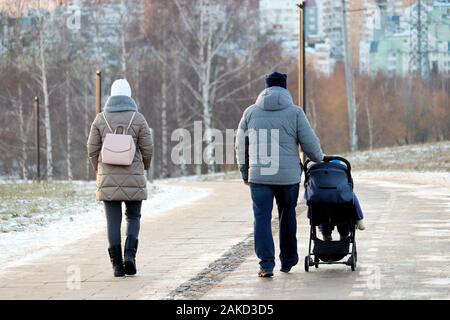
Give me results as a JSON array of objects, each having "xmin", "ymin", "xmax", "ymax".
[{"xmin": 239, "ymin": 164, "xmax": 249, "ymax": 186}]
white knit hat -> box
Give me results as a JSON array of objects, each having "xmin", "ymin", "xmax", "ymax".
[{"xmin": 111, "ymin": 79, "xmax": 132, "ymax": 97}]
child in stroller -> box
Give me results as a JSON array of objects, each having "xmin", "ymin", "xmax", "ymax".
[{"xmin": 312, "ymin": 159, "xmax": 365, "ymax": 241}]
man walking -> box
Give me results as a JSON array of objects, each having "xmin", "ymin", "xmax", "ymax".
[{"xmin": 236, "ymin": 72, "xmax": 324, "ymax": 277}]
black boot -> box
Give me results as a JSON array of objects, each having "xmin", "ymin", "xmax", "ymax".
[
  {"xmin": 124, "ymin": 236, "xmax": 139, "ymax": 275},
  {"xmin": 108, "ymin": 245, "xmax": 125, "ymax": 277}
]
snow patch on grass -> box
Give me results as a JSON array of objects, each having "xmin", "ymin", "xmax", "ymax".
[
  {"xmin": 0, "ymin": 181, "xmax": 97, "ymax": 233},
  {"xmin": 0, "ymin": 181, "xmax": 210, "ymax": 271},
  {"xmin": 345, "ymin": 141, "xmax": 450, "ymax": 171}
]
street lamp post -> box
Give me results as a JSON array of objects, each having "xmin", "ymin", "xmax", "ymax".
[
  {"xmin": 95, "ymin": 69, "xmax": 102, "ymax": 114},
  {"xmin": 298, "ymin": 1, "xmax": 307, "ymax": 163},
  {"xmin": 297, "ymin": 1, "xmax": 306, "ymax": 115}
]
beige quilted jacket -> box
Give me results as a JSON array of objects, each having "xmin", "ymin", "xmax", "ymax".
[{"xmin": 87, "ymin": 97, "xmax": 152, "ymax": 201}]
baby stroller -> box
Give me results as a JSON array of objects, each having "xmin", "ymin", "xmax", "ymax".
[{"xmin": 303, "ymin": 156, "xmax": 357, "ymax": 272}]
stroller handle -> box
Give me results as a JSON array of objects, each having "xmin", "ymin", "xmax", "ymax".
[
  {"xmin": 323, "ymin": 155, "xmax": 352, "ymax": 172},
  {"xmin": 304, "ymin": 155, "xmax": 351, "ymax": 172}
]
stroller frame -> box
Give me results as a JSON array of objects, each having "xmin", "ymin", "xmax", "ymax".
[{"xmin": 303, "ymin": 156, "xmax": 358, "ymax": 272}]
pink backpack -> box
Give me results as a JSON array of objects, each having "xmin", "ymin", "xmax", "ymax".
[{"xmin": 101, "ymin": 112, "xmax": 137, "ymax": 166}]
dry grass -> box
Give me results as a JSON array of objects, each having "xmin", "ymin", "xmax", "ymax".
[
  {"xmin": 344, "ymin": 141, "xmax": 450, "ymax": 172},
  {"xmin": 0, "ymin": 182, "xmax": 95, "ymax": 231}
]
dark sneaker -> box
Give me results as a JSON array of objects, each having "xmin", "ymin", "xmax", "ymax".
[{"xmin": 258, "ymin": 269, "xmax": 274, "ymax": 278}]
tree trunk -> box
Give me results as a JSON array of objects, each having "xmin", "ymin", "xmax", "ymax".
[
  {"xmin": 120, "ymin": 0, "xmax": 128, "ymax": 77},
  {"xmin": 202, "ymin": 81, "xmax": 214, "ymax": 174},
  {"xmin": 309, "ymin": 98, "xmax": 318, "ymax": 130},
  {"xmin": 341, "ymin": 0, "xmax": 358, "ymax": 152},
  {"xmin": 365, "ymin": 94, "xmax": 373, "ymax": 150},
  {"xmin": 84, "ymin": 82, "xmax": 90, "ymax": 181},
  {"xmin": 39, "ymin": 27, "xmax": 53, "ymax": 181},
  {"xmin": 17, "ymin": 84, "xmax": 28, "ymax": 180},
  {"xmin": 174, "ymin": 58, "xmax": 188, "ymax": 176},
  {"xmin": 120, "ymin": 27, "xmax": 127, "ymax": 77},
  {"xmin": 134, "ymin": 63, "xmax": 140, "ymax": 106},
  {"xmin": 65, "ymin": 72, "xmax": 73, "ymax": 181},
  {"xmin": 93, "ymin": 5, "xmax": 101, "ymax": 64},
  {"xmin": 148, "ymin": 128, "xmax": 155, "ymax": 183},
  {"xmin": 201, "ymin": 0, "xmax": 215, "ymax": 174},
  {"xmin": 247, "ymin": 44, "xmax": 253, "ymax": 94},
  {"xmin": 161, "ymin": 63, "xmax": 169, "ymax": 178}
]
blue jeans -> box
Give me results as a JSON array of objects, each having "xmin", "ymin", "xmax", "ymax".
[
  {"xmin": 250, "ymin": 183, "xmax": 300, "ymax": 272},
  {"xmin": 104, "ymin": 201, "xmax": 142, "ymax": 247}
]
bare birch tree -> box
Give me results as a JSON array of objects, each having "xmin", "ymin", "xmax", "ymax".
[
  {"xmin": 341, "ymin": 0, "xmax": 358, "ymax": 152},
  {"xmin": 174, "ymin": 0, "xmax": 261, "ymax": 174},
  {"xmin": 118, "ymin": 0, "xmax": 128, "ymax": 77},
  {"xmin": 8, "ymin": 84, "xmax": 29, "ymax": 180},
  {"xmin": 64, "ymin": 72, "xmax": 73, "ymax": 181},
  {"xmin": 36, "ymin": 11, "xmax": 53, "ymax": 181}
]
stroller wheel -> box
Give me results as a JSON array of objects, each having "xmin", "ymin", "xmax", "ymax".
[
  {"xmin": 350, "ymin": 254, "xmax": 357, "ymax": 271},
  {"xmin": 314, "ymin": 256, "xmax": 319, "ymax": 268},
  {"xmin": 304, "ymin": 256, "xmax": 310, "ymax": 272},
  {"xmin": 351, "ymin": 242, "xmax": 357, "ymax": 270}
]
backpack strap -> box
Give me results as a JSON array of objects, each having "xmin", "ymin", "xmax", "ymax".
[
  {"xmin": 102, "ymin": 112, "xmax": 136, "ymax": 135},
  {"xmin": 102, "ymin": 112, "xmax": 114, "ymax": 134},
  {"xmin": 126, "ymin": 112, "xmax": 137, "ymax": 134}
]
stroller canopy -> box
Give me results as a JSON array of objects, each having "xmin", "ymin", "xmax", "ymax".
[{"xmin": 304, "ymin": 162, "xmax": 354, "ymax": 205}]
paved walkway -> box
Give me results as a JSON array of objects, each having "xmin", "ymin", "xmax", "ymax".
[
  {"xmin": 0, "ymin": 181, "xmax": 253, "ymax": 300},
  {"xmin": 0, "ymin": 174, "xmax": 449, "ymax": 300},
  {"xmin": 202, "ymin": 174, "xmax": 450, "ymax": 300}
]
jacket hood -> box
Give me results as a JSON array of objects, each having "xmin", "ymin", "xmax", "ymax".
[
  {"xmin": 255, "ymin": 86, "xmax": 294, "ymax": 111},
  {"xmin": 104, "ymin": 95, "xmax": 138, "ymax": 113}
]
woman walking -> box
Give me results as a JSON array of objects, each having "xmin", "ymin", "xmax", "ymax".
[{"xmin": 87, "ymin": 79, "xmax": 152, "ymax": 277}]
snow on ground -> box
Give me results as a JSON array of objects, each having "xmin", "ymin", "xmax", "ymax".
[
  {"xmin": 345, "ymin": 141, "xmax": 450, "ymax": 171},
  {"xmin": 353, "ymin": 171, "xmax": 450, "ymax": 190},
  {"xmin": 0, "ymin": 181, "xmax": 211, "ymax": 271},
  {"xmin": 0, "ymin": 181, "xmax": 98, "ymax": 233},
  {"xmin": 354, "ymin": 171, "xmax": 450, "ymax": 211},
  {"xmin": 354, "ymin": 171, "xmax": 450, "ymax": 245}
]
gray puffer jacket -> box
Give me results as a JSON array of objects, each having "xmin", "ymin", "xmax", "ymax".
[{"xmin": 235, "ymin": 86, "xmax": 324, "ymax": 185}]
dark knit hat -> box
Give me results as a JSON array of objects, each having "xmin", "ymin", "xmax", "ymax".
[{"xmin": 265, "ymin": 72, "xmax": 287, "ymax": 89}]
